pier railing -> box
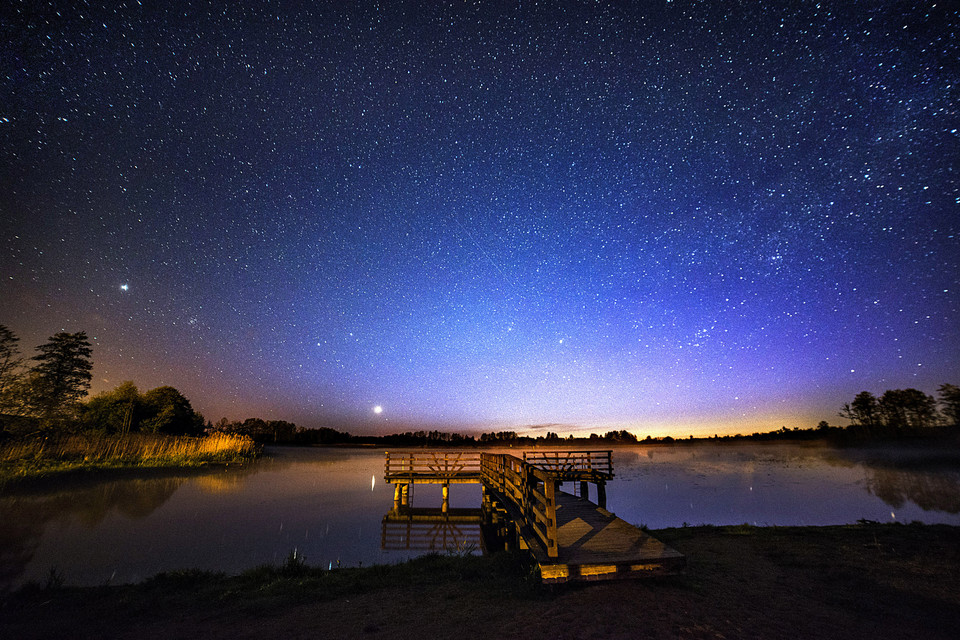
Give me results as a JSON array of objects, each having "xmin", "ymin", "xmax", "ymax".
[
  {"xmin": 481, "ymin": 453, "xmax": 559, "ymax": 558},
  {"xmin": 384, "ymin": 451, "xmax": 482, "ymax": 482},
  {"xmin": 522, "ymin": 450, "xmax": 614, "ymax": 480}
]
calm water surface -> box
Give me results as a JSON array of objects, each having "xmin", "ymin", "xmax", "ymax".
[{"xmin": 2, "ymin": 442, "xmax": 958, "ymax": 589}]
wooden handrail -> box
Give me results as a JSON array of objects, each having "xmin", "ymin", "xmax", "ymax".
[
  {"xmin": 523, "ymin": 450, "xmax": 613, "ymax": 478},
  {"xmin": 385, "ymin": 451, "xmax": 483, "ymax": 478},
  {"xmin": 481, "ymin": 453, "xmax": 559, "ymax": 558}
]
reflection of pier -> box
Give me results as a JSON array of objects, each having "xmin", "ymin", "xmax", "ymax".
[
  {"xmin": 381, "ymin": 506, "xmax": 483, "ymax": 552},
  {"xmin": 382, "ymin": 450, "xmax": 685, "ymax": 583}
]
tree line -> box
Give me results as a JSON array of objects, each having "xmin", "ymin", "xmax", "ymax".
[
  {"xmin": 0, "ymin": 325, "xmax": 204, "ymax": 437},
  {"xmin": 5, "ymin": 324, "xmax": 957, "ymax": 446},
  {"xmin": 840, "ymin": 385, "xmax": 960, "ymax": 436}
]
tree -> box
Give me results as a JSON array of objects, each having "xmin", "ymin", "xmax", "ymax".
[
  {"xmin": 879, "ymin": 389, "xmax": 909, "ymax": 429},
  {"xmin": 840, "ymin": 391, "xmax": 880, "ymax": 428},
  {"xmin": 938, "ymin": 384, "xmax": 960, "ymax": 427},
  {"xmin": 0, "ymin": 325, "xmax": 25, "ymax": 415},
  {"xmin": 266, "ymin": 420, "xmax": 298, "ymax": 442},
  {"xmin": 899, "ymin": 388, "xmax": 938, "ymax": 429},
  {"xmin": 876, "ymin": 388, "xmax": 938, "ymax": 430},
  {"xmin": 82, "ymin": 381, "xmax": 142, "ymax": 434},
  {"xmin": 29, "ymin": 331, "xmax": 93, "ymax": 426},
  {"xmin": 140, "ymin": 386, "xmax": 204, "ymax": 435}
]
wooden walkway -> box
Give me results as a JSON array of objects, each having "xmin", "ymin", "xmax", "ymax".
[
  {"xmin": 383, "ymin": 450, "xmax": 684, "ymax": 582},
  {"xmin": 533, "ymin": 491, "xmax": 684, "ymax": 582}
]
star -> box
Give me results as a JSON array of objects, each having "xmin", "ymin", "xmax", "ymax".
[{"xmin": 1, "ymin": 2, "xmax": 955, "ymax": 437}]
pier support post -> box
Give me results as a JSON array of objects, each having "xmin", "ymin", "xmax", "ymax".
[
  {"xmin": 393, "ymin": 483, "xmax": 402, "ymax": 507},
  {"xmin": 597, "ymin": 482, "xmax": 607, "ymax": 509},
  {"xmin": 442, "ymin": 483, "xmax": 449, "ymax": 513},
  {"xmin": 401, "ymin": 483, "xmax": 409, "ymax": 507},
  {"xmin": 579, "ymin": 481, "xmax": 589, "ymax": 500}
]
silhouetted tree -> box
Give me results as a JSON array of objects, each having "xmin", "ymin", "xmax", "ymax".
[
  {"xmin": 899, "ymin": 388, "xmax": 939, "ymax": 428},
  {"xmin": 603, "ymin": 430, "xmax": 638, "ymax": 442},
  {"xmin": 29, "ymin": 331, "xmax": 93, "ymax": 427},
  {"xmin": 877, "ymin": 389, "xmax": 938, "ymax": 430},
  {"xmin": 938, "ymin": 384, "xmax": 960, "ymax": 427},
  {"xmin": 266, "ymin": 420, "xmax": 298, "ymax": 443},
  {"xmin": 879, "ymin": 389, "xmax": 910, "ymax": 429},
  {"xmin": 140, "ymin": 386, "xmax": 205, "ymax": 435},
  {"xmin": 0, "ymin": 325, "xmax": 25, "ymax": 416},
  {"xmin": 82, "ymin": 381, "xmax": 142, "ymax": 434},
  {"xmin": 840, "ymin": 391, "xmax": 880, "ymax": 428},
  {"xmin": 81, "ymin": 382, "xmax": 204, "ymax": 435},
  {"xmin": 239, "ymin": 417, "xmax": 270, "ymax": 438}
]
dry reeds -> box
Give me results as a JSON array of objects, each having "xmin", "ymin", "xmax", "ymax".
[{"xmin": 0, "ymin": 432, "xmax": 259, "ymax": 481}]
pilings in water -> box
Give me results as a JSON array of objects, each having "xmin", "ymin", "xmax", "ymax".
[{"xmin": 393, "ymin": 481, "xmax": 451, "ymax": 512}]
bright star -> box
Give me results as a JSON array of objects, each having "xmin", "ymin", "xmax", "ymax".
[
  {"xmin": 120, "ymin": 284, "xmax": 129, "ymax": 291},
  {"xmin": 373, "ymin": 405, "xmax": 383, "ymax": 414}
]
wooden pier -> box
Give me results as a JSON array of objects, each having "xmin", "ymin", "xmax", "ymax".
[{"xmin": 383, "ymin": 450, "xmax": 684, "ymax": 582}]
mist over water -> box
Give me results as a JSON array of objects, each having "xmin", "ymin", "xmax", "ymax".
[{"xmin": 2, "ymin": 442, "xmax": 958, "ymax": 589}]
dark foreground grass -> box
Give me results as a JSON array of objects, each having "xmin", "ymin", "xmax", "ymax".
[{"xmin": 2, "ymin": 523, "xmax": 959, "ymax": 640}]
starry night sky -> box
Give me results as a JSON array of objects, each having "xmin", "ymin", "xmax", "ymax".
[{"xmin": 2, "ymin": 1, "xmax": 958, "ymax": 437}]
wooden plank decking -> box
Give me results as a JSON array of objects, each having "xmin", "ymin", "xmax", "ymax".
[
  {"xmin": 481, "ymin": 485, "xmax": 684, "ymax": 582},
  {"xmin": 540, "ymin": 491, "xmax": 685, "ymax": 581}
]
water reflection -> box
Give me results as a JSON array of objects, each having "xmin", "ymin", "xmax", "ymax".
[
  {"xmin": 822, "ymin": 446, "xmax": 960, "ymax": 514},
  {"xmin": 1, "ymin": 442, "xmax": 958, "ymax": 589},
  {"xmin": 0, "ymin": 475, "xmax": 187, "ymax": 589},
  {"xmin": 0, "ymin": 465, "xmax": 264, "ymax": 591},
  {"xmin": 381, "ymin": 506, "xmax": 484, "ymax": 552},
  {"xmin": 605, "ymin": 442, "xmax": 960, "ymax": 529},
  {"xmin": 866, "ymin": 467, "xmax": 960, "ymax": 513}
]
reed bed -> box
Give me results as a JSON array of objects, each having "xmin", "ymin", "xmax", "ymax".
[{"xmin": 0, "ymin": 433, "xmax": 259, "ymax": 482}]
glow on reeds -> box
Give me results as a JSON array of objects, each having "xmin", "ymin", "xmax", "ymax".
[{"xmin": 0, "ymin": 433, "xmax": 258, "ymax": 472}]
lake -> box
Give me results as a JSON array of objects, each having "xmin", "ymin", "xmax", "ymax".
[{"xmin": 2, "ymin": 441, "xmax": 959, "ymax": 589}]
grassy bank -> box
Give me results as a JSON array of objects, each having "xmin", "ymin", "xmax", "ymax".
[
  {"xmin": 2, "ymin": 522, "xmax": 958, "ymax": 639},
  {"xmin": 0, "ymin": 433, "xmax": 259, "ymax": 485}
]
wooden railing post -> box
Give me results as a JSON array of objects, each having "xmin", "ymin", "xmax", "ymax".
[{"xmin": 543, "ymin": 475, "xmax": 558, "ymax": 558}]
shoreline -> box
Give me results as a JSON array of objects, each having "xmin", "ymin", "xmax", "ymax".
[
  {"xmin": 0, "ymin": 459, "xmax": 258, "ymax": 493},
  {"xmin": 0, "ymin": 433, "xmax": 260, "ymax": 488},
  {"xmin": 4, "ymin": 433, "xmax": 958, "ymax": 487},
  {"xmin": 3, "ymin": 522, "xmax": 959, "ymax": 639}
]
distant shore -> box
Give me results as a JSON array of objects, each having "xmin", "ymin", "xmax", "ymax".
[
  {"xmin": 3, "ymin": 522, "xmax": 958, "ymax": 639},
  {"xmin": 4, "ymin": 431, "xmax": 959, "ymax": 488}
]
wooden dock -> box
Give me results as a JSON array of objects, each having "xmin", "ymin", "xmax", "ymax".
[
  {"xmin": 528, "ymin": 491, "xmax": 684, "ymax": 582},
  {"xmin": 383, "ymin": 450, "xmax": 684, "ymax": 582}
]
